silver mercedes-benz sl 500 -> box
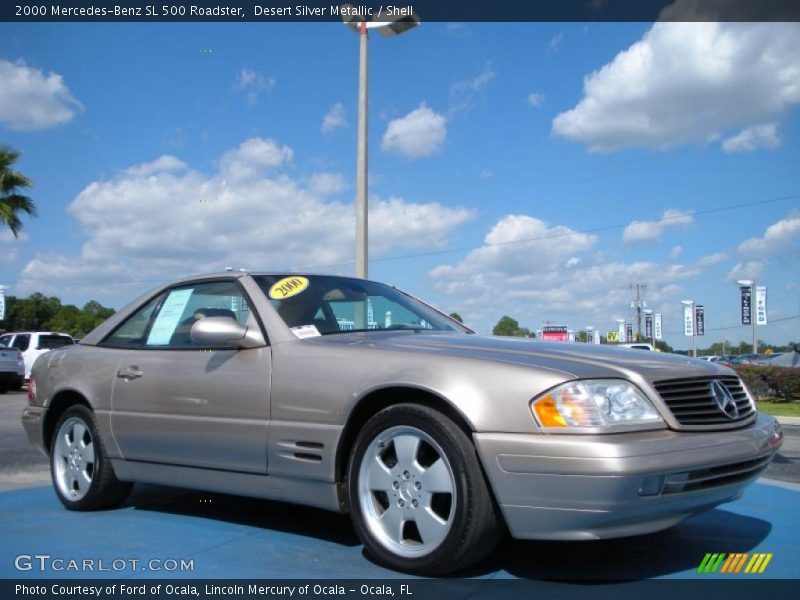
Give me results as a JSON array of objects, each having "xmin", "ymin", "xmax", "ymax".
[{"xmin": 22, "ymin": 272, "xmax": 783, "ymax": 574}]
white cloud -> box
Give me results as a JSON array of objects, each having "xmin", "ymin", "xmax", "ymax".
[
  {"xmin": 308, "ymin": 173, "xmax": 348, "ymax": 195},
  {"xmin": 17, "ymin": 138, "xmax": 473, "ymax": 296},
  {"xmin": 727, "ymin": 260, "xmax": 765, "ymax": 282},
  {"xmin": 527, "ymin": 92, "xmax": 545, "ymax": 108},
  {"xmin": 125, "ymin": 155, "xmax": 187, "ymax": 177},
  {"xmin": 0, "ymin": 231, "xmax": 29, "ymax": 265},
  {"xmin": 233, "ymin": 67, "xmax": 275, "ymax": 105},
  {"xmin": 219, "ymin": 138, "xmax": 293, "ymax": 182},
  {"xmin": 737, "ymin": 213, "xmax": 800, "ymax": 256},
  {"xmin": 0, "ymin": 59, "xmax": 82, "ymax": 131},
  {"xmin": 382, "ymin": 104, "xmax": 447, "ymax": 158},
  {"xmin": 622, "ymin": 209, "xmax": 694, "ymax": 244},
  {"xmin": 552, "ymin": 23, "xmax": 800, "ymax": 152},
  {"xmin": 479, "ymin": 169, "xmax": 492, "ymax": 180},
  {"xmin": 321, "ymin": 103, "xmax": 347, "ymax": 134},
  {"xmin": 547, "ymin": 32, "xmax": 564, "ymax": 55},
  {"xmin": 449, "ymin": 63, "xmax": 495, "ymax": 116},
  {"xmin": 430, "ymin": 214, "xmax": 729, "ymax": 331},
  {"xmin": 670, "ymin": 245, "xmax": 683, "ymax": 259},
  {"xmin": 0, "ymin": 231, "xmax": 29, "ymax": 243},
  {"xmin": 722, "ymin": 123, "xmax": 781, "ymax": 153}
]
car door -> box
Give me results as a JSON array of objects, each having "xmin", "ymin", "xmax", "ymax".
[{"xmin": 107, "ymin": 280, "xmax": 271, "ymax": 473}]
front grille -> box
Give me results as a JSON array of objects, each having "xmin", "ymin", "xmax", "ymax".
[
  {"xmin": 662, "ymin": 456, "xmax": 772, "ymax": 494},
  {"xmin": 653, "ymin": 376, "xmax": 754, "ymax": 426}
]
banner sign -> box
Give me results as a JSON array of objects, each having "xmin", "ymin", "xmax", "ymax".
[
  {"xmin": 541, "ymin": 326, "xmax": 568, "ymax": 342},
  {"xmin": 654, "ymin": 313, "xmax": 663, "ymax": 340},
  {"xmin": 586, "ymin": 330, "xmax": 594, "ymax": 344},
  {"xmin": 594, "ymin": 329, "xmax": 600, "ymax": 344},
  {"xmin": 740, "ymin": 286, "xmax": 752, "ymax": 325},
  {"xmin": 618, "ymin": 322, "xmax": 626, "ymax": 343},
  {"xmin": 0, "ymin": 286, "xmax": 4, "ymax": 321},
  {"xmin": 683, "ymin": 304, "xmax": 694, "ymax": 337},
  {"xmin": 645, "ymin": 313, "xmax": 653, "ymax": 339},
  {"xmin": 606, "ymin": 331, "xmax": 619, "ymax": 343},
  {"xmin": 695, "ymin": 305, "xmax": 705, "ymax": 336},
  {"xmin": 755, "ymin": 286, "xmax": 768, "ymax": 325},
  {"xmin": 626, "ymin": 323, "xmax": 633, "ymax": 342}
]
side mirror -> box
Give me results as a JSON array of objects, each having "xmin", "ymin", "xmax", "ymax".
[{"xmin": 190, "ymin": 317, "xmax": 264, "ymax": 349}]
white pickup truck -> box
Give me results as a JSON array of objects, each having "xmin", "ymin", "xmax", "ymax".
[{"xmin": 0, "ymin": 332, "xmax": 75, "ymax": 380}]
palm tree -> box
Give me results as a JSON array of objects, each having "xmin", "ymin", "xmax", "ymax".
[{"xmin": 0, "ymin": 146, "xmax": 37, "ymax": 237}]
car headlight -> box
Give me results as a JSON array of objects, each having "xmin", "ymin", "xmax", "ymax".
[{"xmin": 532, "ymin": 379, "xmax": 664, "ymax": 431}]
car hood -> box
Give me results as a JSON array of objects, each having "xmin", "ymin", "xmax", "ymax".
[{"xmin": 307, "ymin": 331, "xmax": 731, "ymax": 381}]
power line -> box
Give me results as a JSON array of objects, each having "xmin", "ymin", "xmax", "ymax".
[
  {"xmin": 663, "ymin": 314, "xmax": 800, "ymax": 336},
  {"xmin": 2, "ymin": 191, "xmax": 798, "ymax": 287},
  {"xmin": 296, "ymin": 191, "xmax": 800, "ymax": 270}
]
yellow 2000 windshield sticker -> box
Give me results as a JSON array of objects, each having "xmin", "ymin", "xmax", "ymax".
[{"xmin": 269, "ymin": 276, "xmax": 309, "ymax": 300}]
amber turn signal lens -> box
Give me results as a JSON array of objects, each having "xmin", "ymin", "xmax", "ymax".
[{"xmin": 533, "ymin": 396, "xmax": 567, "ymax": 428}]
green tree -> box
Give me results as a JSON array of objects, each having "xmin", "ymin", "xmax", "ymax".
[
  {"xmin": 448, "ymin": 312, "xmax": 463, "ymax": 323},
  {"xmin": 654, "ymin": 340, "xmax": 674, "ymax": 353},
  {"xmin": 492, "ymin": 315, "xmax": 531, "ymax": 337},
  {"xmin": 0, "ymin": 146, "xmax": 37, "ymax": 237}
]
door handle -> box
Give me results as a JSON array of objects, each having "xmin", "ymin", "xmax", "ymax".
[{"xmin": 116, "ymin": 366, "xmax": 143, "ymax": 380}]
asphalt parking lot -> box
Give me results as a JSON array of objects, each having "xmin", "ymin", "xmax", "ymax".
[{"xmin": 1, "ymin": 390, "xmax": 799, "ymax": 580}]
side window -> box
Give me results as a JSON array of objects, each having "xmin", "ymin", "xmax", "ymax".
[
  {"xmin": 101, "ymin": 294, "xmax": 165, "ymax": 348},
  {"xmin": 0, "ymin": 335, "xmax": 11, "ymax": 347},
  {"xmin": 144, "ymin": 280, "xmax": 256, "ymax": 349},
  {"xmin": 12, "ymin": 334, "xmax": 30, "ymax": 352}
]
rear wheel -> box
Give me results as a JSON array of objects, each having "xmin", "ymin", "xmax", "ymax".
[
  {"xmin": 347, "ymin": 404, "xmax": 501, "ymax": 575},
  {"xmin": 50, "ymin": 405, "xmax": 131, "ymax": 510}
]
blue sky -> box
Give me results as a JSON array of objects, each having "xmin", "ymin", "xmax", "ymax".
[{"xmin": 0, "ymin": 21, "xmax": 798, "ymax": 350}]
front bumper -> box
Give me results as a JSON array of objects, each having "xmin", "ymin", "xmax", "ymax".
[{"xmin": 474, "ymin": 413, "xmax": 782, "ymax": 540}]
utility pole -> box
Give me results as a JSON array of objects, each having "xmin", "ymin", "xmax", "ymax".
[{"xmin": 630, "ymin": 283, "xmax": 647, "ymax": 341}]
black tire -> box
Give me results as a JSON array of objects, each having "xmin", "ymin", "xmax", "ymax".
[
  {"xmin": 347, "ymin": 403, "xmax": 502, "ymax": 575},
  {"xmin": 49, "ymin": 404, "xmax": 132, "ymax": 511}
]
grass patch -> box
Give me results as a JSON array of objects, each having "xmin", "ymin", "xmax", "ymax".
[{"xmin": 756, "ymin": 401, "xmax": 800, "ymax": 417}]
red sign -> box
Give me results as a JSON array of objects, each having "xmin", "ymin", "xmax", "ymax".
[{"xmin": 541, "ymin": 326, "xmax": 568, "ymax": 342}]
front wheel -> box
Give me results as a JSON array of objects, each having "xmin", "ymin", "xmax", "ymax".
[
  {"xmin": 50, "ymin": 405, "xmax": 131, "ymax": 510},
  {"xmin": 347, "ymin": 404, "xmax": 501, "ymax": 575}
]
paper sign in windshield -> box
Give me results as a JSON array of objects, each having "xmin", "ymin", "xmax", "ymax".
[
  {"xmin": 147, "ymin": 288, "xmax": 193, "ymax": 345},
  {"xmin": 269, "ymin": 276, "xmax": 309, "ymax": 300},
  {"xmin": 291, "ymin": 324, "xmax": 321, "ymax": 339}
]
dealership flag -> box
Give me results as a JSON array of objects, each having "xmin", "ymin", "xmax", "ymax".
[
  {"xmin": 695, "ymin": 305, "xmax": 705, "ymax": 336},
  {"xmin": 683, "ymin": 304, "xmax": 694, "ymax": 337},
  {"xmin": 755, "ymin": 286, "xmax": 768, "ymax": 325},
  {"xmin": 740, "ymin": 286, "xmax": 752, "ymax": 325},
  {"xmin": 618, "ymin": 322, "xmax": 626, "ymax": 343},
  {"xmin": 654, "ymin": 313, "xmax": 663, "ymax": 340},
  {"xmin": 0, "ymin": 286, "xmax": 4, "ymax": 320},
  {"xmin": 645, "ymin": 313, "xmax": 653, "ymax": 339},
  {"xmin": 626, "ymin": 323, "xmax": 633, "ymax": 342}
]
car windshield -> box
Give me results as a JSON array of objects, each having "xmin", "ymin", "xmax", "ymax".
[{"xmin": 254, "ymin": 275, "xmax": 469, "ymax": 336}]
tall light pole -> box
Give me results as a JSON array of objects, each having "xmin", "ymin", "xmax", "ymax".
[
  {"xmin": 342, "ymin": 5, "xmax": 420, "ymax": 279},
  {"xmin": 736, "ymin": 279, "xmax": 757, "ymax": 354}
]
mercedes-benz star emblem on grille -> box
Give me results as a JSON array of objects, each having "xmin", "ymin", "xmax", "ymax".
[{"xmin": 711, "ymin": 380, "xmax": 739, "ymax": 420}]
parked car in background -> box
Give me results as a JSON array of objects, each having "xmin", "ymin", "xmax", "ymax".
[
  {"xmin": 22, "ymin": 272, "xmax": 783, "ymax": 574},
  {"xmin": 0, "ymin": 345, "xmax": 25, "ymax": 393},
  {"xmin": 0, "ymin": 332, "xmax": 76, "ymax": 380}
]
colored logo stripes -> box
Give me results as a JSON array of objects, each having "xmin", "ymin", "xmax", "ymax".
[{"xmin": 697, "ymin": 552, "xmax": 773, "ymax": 574}]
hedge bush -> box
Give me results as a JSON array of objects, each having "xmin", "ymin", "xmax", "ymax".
[{"xmin": 735, "ymin": 365, "xmax": 800, "ymax": 402}]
